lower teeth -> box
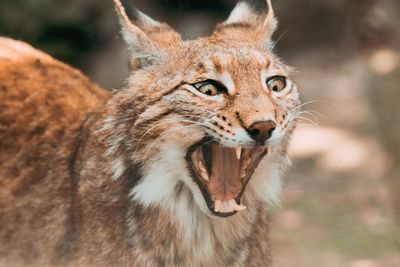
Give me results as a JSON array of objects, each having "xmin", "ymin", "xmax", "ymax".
[{"xmin": 214, "ymin": 199, "xmax": 246, "ymax": 213}]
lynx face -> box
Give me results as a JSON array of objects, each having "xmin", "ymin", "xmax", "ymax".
[{"xmin": 111, "ymin": 0, "xmax": 300, "ymax": 218}]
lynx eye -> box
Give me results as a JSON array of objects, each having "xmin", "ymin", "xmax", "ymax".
[
  {"xmin": 266, "ymin": 76, "xmax": 287, "ymax": 92},
  {"xmin": 193, "ymin": 81, "xmax": 225, "ymax": 96}
]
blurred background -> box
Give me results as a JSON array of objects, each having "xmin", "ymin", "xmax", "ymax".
[{"xmin": 1, "ymin": 0, "xmax": 399, "ymax": 266}]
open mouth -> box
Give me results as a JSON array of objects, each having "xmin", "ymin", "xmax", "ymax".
[{"xmin": 185, "ymin": 138, "xmax": 269, "ymax": 217}]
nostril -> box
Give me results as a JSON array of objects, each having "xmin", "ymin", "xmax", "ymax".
[
  {"xmin": 249, "ymin": 128, "xmax": 260, "ymax": 137},
  {"xmin": 247, "ymin": 120, "xmax": 276, "ymax": 143}
]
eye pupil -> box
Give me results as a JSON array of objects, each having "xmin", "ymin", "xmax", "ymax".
[
  {"xmin": 266, "ymin": 76, "xmax": 287, "ymax": 93},
  {"xmin": 193, "ymin": 81, "xmax": 225, "ymax": 96}
]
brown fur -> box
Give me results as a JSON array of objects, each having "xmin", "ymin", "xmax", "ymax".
[
  {"xmin": 0, "ymin": 38, "xmax": 109, "ymax": 266},
  {"xmin": 0, "ymin": 1, "xmax": 300, "ymax": 266}
]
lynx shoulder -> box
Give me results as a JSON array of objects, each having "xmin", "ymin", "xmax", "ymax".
[
  {"xmin": 0, "ymin": 0, "xmax": 300, "ymax": 266},
  {"xmin": 0, "ymin": 37, "xmax": 109, "ymax": 266}
]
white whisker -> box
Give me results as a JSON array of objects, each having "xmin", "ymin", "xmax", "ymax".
[
  {"xmin": 295, "ymin": 110, "xmax": 319, "ymax": 121},
  {"xmin": 294, "ymin": 116, "xmax": 319, "ymax": 128},
  {"xmin": 300, "ymin": 109, "xmax": 327, "ymax": 119},
  {"xmin": 292, "ymin": 99, "xmax": 329, "ymax": 110},
  {"xmin": 135, "ymin": 118, "xmax": 185, "ymax": 152},
  {"xmin": 271, "ymin": 30, "xmax": 288, "ymax": 50}
]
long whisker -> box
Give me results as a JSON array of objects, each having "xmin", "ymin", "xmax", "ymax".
[
  {"xmin": 143, "ymin": 119, "xmax": 210, "ymax": 149},
  {"xmin": 300, "ymin": 109, "xmax": 328, "ymax": 119},
  {"xmin": 297, "ymin": 122, "xmax": 319, "ymax": 128},
  {"xmin": 292, "ymin": 99, "xmax": 329, "ymax": 110},
  {"xmin": 135, "ymin": 117, "xmax": 210, "ymax": 150},
  {"xmin": 295, "ymin": 110, "xmax": 319, "ymax": 121},
  {"xmin": 294, "ymin": 116, "xmax": 319, "ymax": 128},
  {"xmin": 135, "ymin": 118, "xmax": 185, "ymax": 152},
  {"xmin": 271, "ymin": 29, "xmax": 288, "ymax": 50}
]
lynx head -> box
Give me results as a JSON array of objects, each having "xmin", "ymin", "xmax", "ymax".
[{"xmin": 107, "ymin": 0, "xmax": 300, "ymax": 218}]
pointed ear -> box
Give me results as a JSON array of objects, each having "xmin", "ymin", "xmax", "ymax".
[
  {"xmin": 219, "ymin": 0, "xmax": 277, "ymax": 48},
  {"xmin": 113, "ymin": 0, "xmax": 181, "ymax": 69}
]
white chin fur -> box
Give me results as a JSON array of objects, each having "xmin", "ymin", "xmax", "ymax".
[{"xmin": 129, "ymin": 144, "xmax": 211, "ymax": 214}]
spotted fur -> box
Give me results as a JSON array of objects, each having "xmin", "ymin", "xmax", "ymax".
[{"xmin": 0, "ymin": 0, "xmax": 300, "ymax": 266}]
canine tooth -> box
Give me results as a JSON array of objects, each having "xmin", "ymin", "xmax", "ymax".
[
  {"xmin": 216, "ymin": 199, "xmax": 246, "ymax": 213},
  {"xmin": 267, "ymin": 147, "xmax": 272, "ymax": 158},
  {"xmin": 228, "ymin": 199, "xmax": 246, "ymax": 212},
  {"xmin": 198, "ymin": 160, "xmax": 209, "ymax": 181},
  {"xmin": 200, "ymin": 170, "xmax": 209, "ymax": 181},
  {"xmin": 198, "ymin": 159, "xmax": 203, "ymax": 168},
  {"xmin": 198, "ymin": 161, "xmax": 205, "ymax": 171},
  {"xmin": 229, "ymin": 199, "xmax": 246, "ymax": 211},
  {"xmin": 235, "ymin": 147, "xmax": 242, "ymax": 160},
  {"xmin": 233, "ymin": 203, "xmax": 247, "ymax": 211}
]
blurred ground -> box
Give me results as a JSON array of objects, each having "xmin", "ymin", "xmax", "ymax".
[{"xmin": 1, "ymin": 0, "xmax": 399, "ymax": 266}]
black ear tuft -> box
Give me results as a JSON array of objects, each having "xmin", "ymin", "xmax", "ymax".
[
  {"xmin": 246, "ymin": 0, "xmax": 268, "ymax": 15},
  {"xmin": 120, "ymin": 0, "xmax": 139, "ymax": 22}
]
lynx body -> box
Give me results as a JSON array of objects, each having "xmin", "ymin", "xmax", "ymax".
[{"xmin": 0, "ymin": 0, "xmax": 300, "ymax": 266}]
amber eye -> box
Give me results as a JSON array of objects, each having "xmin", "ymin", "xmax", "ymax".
[
  {"xmin": 193, "ymin": 81, "xmax": 225, "ymax": 96},
  {"xmin": 266, "ymin": 76, "xmax": 287, "ymax": 92}
]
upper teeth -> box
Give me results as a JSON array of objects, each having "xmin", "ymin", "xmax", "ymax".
[{"xmin": 235, "ymin": 147, "xmax": 242, "ymax": 160}]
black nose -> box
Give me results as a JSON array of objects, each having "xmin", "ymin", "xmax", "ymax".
[{"xmin": 247, "ymin": 120, "xmax": 276, "ymax": 144}]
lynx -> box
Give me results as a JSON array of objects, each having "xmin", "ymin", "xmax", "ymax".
[{"xmin": 0, "ymin": 0, "xmax": 300, "ymax": 266}]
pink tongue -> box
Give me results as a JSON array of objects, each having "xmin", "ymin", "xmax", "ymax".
[{"xmin": 207, "ymin": 145, "xmax": 242, "ymax": 201}]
